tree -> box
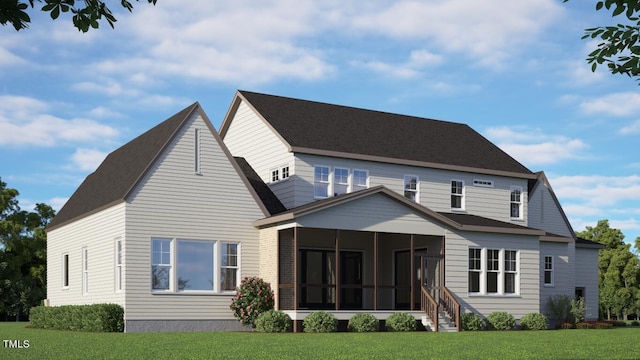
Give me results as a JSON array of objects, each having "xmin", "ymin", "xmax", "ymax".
[
  {"xmin": 578, "ymin": 220, "xmax": 640, "ymax": 320},
  {"xmin": 0, "ymin": 178, "xmax": 55, "ymax": 321},
  {"xmin": 1, "ymin": 0, "xmax": 157, "ymax": 32},
  {"xmin": 564, "ymin": 0, "xmax": 640, "ymax": 83}
]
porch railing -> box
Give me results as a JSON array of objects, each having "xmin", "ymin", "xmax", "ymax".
[
  {"xmin": 441, "ymin": 287, "xmax": 460, "ymax": 330},
  {"xmin": 420, "ymin": 285, "xmax": 438, "ymax": 331}
]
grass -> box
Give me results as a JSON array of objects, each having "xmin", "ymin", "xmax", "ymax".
[{"xmin": 0, "ymin": 322, "xmax": 638, "ymax": 359}]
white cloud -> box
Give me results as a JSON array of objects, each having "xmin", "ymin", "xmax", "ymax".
[
  {"xmin": 580, "ymin": 92, "xmax": 640, "ymax": 116},
  {"xmin": 550, "ymin": 174, "xmax": 640, "ymax": 207},
  {"xmin": 484, "ymin": 126, "xmax": 588, "ymax": 166},
  {"xmin": 0, "ymin": 95, "xmax": 119, "ymax": 147},
  {"xmin": 619, "ymin": 119, "xmax": 640, "ymax": 135},
  {"xmin": 70, "ymin": 148, "xmax": 108, "ymax": 172},
  {"xmin": 49, "ymin": 197, "xmax": 69, "ymax": 212}
]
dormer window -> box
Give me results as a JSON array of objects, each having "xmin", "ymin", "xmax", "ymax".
[
  {"xmin": 404, "ymin": 175, "xmax": 419, "ymax": 203},
  {"xmin": 271, "ymin": 169, "xmax": 280, "ymax": 182}
]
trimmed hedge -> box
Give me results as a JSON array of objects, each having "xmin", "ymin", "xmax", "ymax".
[
  {"xmin": 30, "ymin": 304, "xmax": 124, "ymax": 332},
  {"xmin": 255, "ymin": 310, "xmax": 291, "ymax": 333},
  {"xmin": 348, "ymin": 313, "xmax": 379, "ymax": 332},
  {"xmin": 461, "ymin": 312, "xmax": 484, "ymax": 331},
  {"xmin": 303, "ymin": 311, "xmax": 338, "ymax": 333},
  {"xmin": 385, "ymin": 312, "xmax": 417, "ymax": 332},
  {"xmin": 520, "ymin": 312, "xmax": 549, "ymax": 330},
  {"xmin": 486, "ymin": 311, "xmax": 516, "ymax": 331}
]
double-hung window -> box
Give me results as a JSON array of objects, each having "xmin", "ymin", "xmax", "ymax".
[
  {"xmin": 404, "ymin": 175, "xmax": 419, "ymax": 202},
  {"xmin": 152, "ymin": 239, "xmax": 172, "ymax": 291},
  {"xmin": 504, "ymin": 250, "xmax": 517, "ymax": 294},
  {"xmin": 221, "ymin": 243, "xmax": 239, "ymax": 291},
  {"xmin": 334, "ymin": 168, "xmax": 349, "ymax": 196},
  {"xmin": 82, "ymin": 247, "xmax": 88, "ymax": 295},
  {"xmin": 544, "ymin": 255, "xmax": 554, "ymax": 286},
  {"xmin": 451, "ymin": 180, "xmax": 464, "ymax": 210},
  {"xmin": 314, "ymin": 166, "xmax": 330, "ymax": 198},
  {"xmin": 510, "ymin": 186, "xmax": 523, "ymax": 219},
  {"xmin": 468, "ymin": 248, "xmax": 519, "ymax": 295},
  {"xmin": 353, "ymin": 170, "xmax": 368, "ymax": 191},
  {"xmin": 468, "ymin": 249, "xmax": 482, "ymax": 293},
  {"xmin": 486, "ymin": 249, "xmax": 500, "ymax": 294},
  {"xmin": 115, "ymin": 239, "xmax": 123, "ymax": 292}
]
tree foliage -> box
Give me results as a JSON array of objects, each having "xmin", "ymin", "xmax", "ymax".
[
  {"xmin": 0, "ymin": 177, "xmax": 55, "ymax": 320},
  {"xmin": 577, "ymin": 220, "xmax": 640, "ymax": 320},
  {"xmin": 565, "ymin": 0, "xmax": 640, "ymax": 82},
  {"xmin": 0, "ymin": 0, "xmax": 157, "ymax": 32}
]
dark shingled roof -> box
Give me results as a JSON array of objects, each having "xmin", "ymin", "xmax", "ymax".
[
  {"xmin": 234, "ymin": 157, "xmax": 287, "ymax": 216},
  {"xmin": 238, "ymin": 91, "xmax": 533, "ymax": 176},
  {"xmin": 437, "ymin": 212, "xmax": 538, "ymax": 232},
  {"xmin": 47, "ymin": 103, "xmax": 200, "ymax": 231},
  {"xmin": 576, "ymin": 237, "xmax": 606, "ymax": 249}
]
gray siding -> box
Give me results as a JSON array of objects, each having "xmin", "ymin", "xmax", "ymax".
[
  {"xmin": 445, "ymin": 231, "xmax": 540, "ymax": 319},
  {"xmin": 528, "ymin": 182, "xmax": 573, "ymax": 237},
  {"xmin": 539, "ymin": 241, "xmax": 572, "ymax": 317},
  {"xmin": 576, "ymin": 248, "xmax": 599, "ymax": 320},
  {"xmin": 123, "ymin": 112, "xmax": 265, "ymax": 323},
  {"xmin": 46, "ymin": 202, "xmax": 126, "ymax": 307},
  {"xmin": 294, "ymin": 153, "xmax": 528, "ymax": 225}
]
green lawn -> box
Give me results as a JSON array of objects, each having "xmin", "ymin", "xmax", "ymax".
[{"xmin": 0, "ymin": 322, "xmax": 638, "ymax": 359}]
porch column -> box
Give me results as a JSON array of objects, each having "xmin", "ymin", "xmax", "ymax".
[
  {"xmin": 335, "ymin": 229, "xmax": 340, "ymax": 311},
  {"xmin": 293, "ymin": 227, "xmax": 298, "ymax": 312},
  {"xmin": 373, "ymin": 232, "xmax": 378, "ymax": 311},
  {"xmin": 410, "ymin": 234, "xmax": 415, "ymax": 311}
]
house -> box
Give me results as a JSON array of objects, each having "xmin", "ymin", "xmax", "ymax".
[{"xmin": 46, "ymin": 91, "xmax": 602, "ymax": 332}]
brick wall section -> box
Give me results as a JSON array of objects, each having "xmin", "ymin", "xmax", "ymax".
[
  {"xmin": 259, "ymin": 227, "xmax": 279, "ymax": 308},
  {"xmin": 278, "ymin": 228, "xmax": 295, "ymax": 309}
]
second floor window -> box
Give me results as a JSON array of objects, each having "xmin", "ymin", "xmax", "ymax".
[
  {"xmin": 451, "ymin": 180, "xmax": 464, "ymax": 209},
  {"xmin": 510, "ymin": 186, "xmax": 523, "ymax": 219},
  {"xmin": 334, "ymin": 168, "xmax": 349, "ymax": 196},
  {"xmin": 271, "ymin": 169, "xmax": 279, "ymax": 182},
  {"xmin": 404, "ymin": 175, "xmax": 419, "ymax": 202},
  {"xmin": 353, "ymin": 169, "xmax": 368, "ymax": 191},
  {"xmin": 544, "ymin": 255, "xmax": 554, "ymax": 286},
  {"xmin": 282, "ymin": 166, "xmax": 290, "ymax": 179},
  {"xmin": 314, "ymin": 166, "xmax": 330, "ymax": 198}
]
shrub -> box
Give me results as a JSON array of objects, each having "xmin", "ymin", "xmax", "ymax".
[
  {"xmin": 520, "ymin": 312, "xmax": 549, "ymax": 330},
  {"xmin": 303, "ymin": 311, "xmax": 338, "ymax": 333},
  {"xmin": 348, "ymin": 313, "xmax": 379, "ymax": 332},
  {"xmin": 229, "ymin": 277, "xmax": 274, "ymax": 328},
  {"xmin": 557, "ymin": 322, "xmax": 574, "ymax": 329},
  {"xmin": 486, "ymin": 311, "xmax": 515, "ymax": 331},
  {"xmin": 460, "ymin": 312, "xmax": 484, "ymax": 331},
  {"xmin": 570, "ymin": 297, "xmax": 586, "ymax": 324},
  {"xmin": 546, "ymin": 295, "xmax": 572, "ymax": 323},
  {"xmin": 631, "ymin": 320, "xmax": 640, "ymax": 327},
  {"xmin": 385, "ymin": 312, "xmax": 417, "ymax": 332},
  {"xmin": 595, "ymin": 322, "xmax": 613, "ymax": 329},
  {"xmin": 611, "ymin": 320, "xmax": 626, "ymax": 327},
  {"xmin": 576, "ymin": 322, "xmax": 594, "ymax": 329},
  {"xmin": 29, "ymin": 304, "xmax": 124, "ymax": 332},
  {"xmin": 254, "ymin": 310, "xmax": 291, "ymax": 333}
]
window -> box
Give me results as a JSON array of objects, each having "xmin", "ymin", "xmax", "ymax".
[
  {"xmin": 504, "ymin": 250, "xmax": 517, "ymax": 294},
  {"xmin": 544, "ymin": 255, "xmax": 554, "ymax": 286},
  {"xmin": 271, "ymin": 168, "xmax": 279, "ymax": 182},
  {"xmin": 82, "ymin": 247, "xmax": 88, "ymax": 295},
  {"xmin": 115, "ymin": 239, "xmax": 123, "ymax": 292},
  {"xmin": 281, "ymin": 166, "xmax": 290, "ymax": 179},
  {"xmin": 151, "ymin": 238, "xmax": 239, "ymax": 293},
  {"xmin": 468, "ymin": 248, "xmax": 519, "ymax": 295},
  {"xmin": 194, "ymin": 128, "xmax": 201, "ymax": 174},
  {"xmin": 468, "ymin": 249, "xmax": 482, "ymax": 293},
  {"xmin": 151, "ymin": 239, "xmax": 172, "ymax": 291},
  {"xmin": 221, "ymin": 243, "xmax": 239, "ymax": 291},
  {"xmin": 334, "ymin": 168, "xmax": 349, "ymax": 196},
  {"xmin": 473, "ymin": 179, "xmax": 494, "ymax": 188},
  {"xmin": 62, "ymin": 253, "xmax": 69, "ymax": 289},
  {"xmin": 404, "ymin": 175, "xmax": 419, "ymax": 202},
  {"xmin": 451, "ymin": 180, "xmax": 464, "ymax": 209},
  {"xmin": 177, "ymin": 241, "xmax": 214, "ymax": 291},
  {"xmin": 510, "ymin": 186, "xmax": 523, "ymax": 219},
  {"xmin": 353, "ymin": 169, "xmax": 368, "ymax": 191},
  {"xmin": 486, "ymin": 249, "xmax": 500, "ymax": 294},
  {"xmin": 314, "ymin": 166, "xmax": 330, "ymax": 198}
]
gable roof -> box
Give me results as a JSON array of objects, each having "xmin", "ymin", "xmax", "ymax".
[
  {"xmin": 48, "ymin": 103, "xmax": 272, "ymax": 231},
  {"xmin": 221, "ymin": 91, "xmax": 535, "ymax": 179},
  {"xmin": 528, "ymin": 171, "xmax": 577, "ymax": 239},
  {"xmin": 234, "ymin": 157, "xmax": 287, "ymax": 216},
  {"xmin": 254, "ymin": 185, "xmax": 545, "ymax": 236}
]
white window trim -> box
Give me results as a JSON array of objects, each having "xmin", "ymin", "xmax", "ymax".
[
  {"xmin": 151, "ymin": 238, "xmax": 240, "ymax": 295},
  {"xmin": 115, "ymin": 238, "xmax": 123, "ymax": 293},
  {"xmin": 473, "ymin": 179, "xmax": 494, "ymax": 188},
  {"xmin": 82, "ymin": 247, "xmax": 88, "ymax": 295},
  {"xmin": 504, "ymin": 250, "xmax": 519, "ymax": 295},
  {"xmin": 314, "ymin": 165, "xmax": 331, "ymax": 199},
  {"xmin": 194, "ymin": 128, "xmax": 201, "ymax": 175},
  {"xmin": 62, "ymin": 253, "xmax": 69, "ymax": 290},
  {"xmin": 270, "ymin": 168, "xmax": 280, "ymax": 183},
  {"xmin": 281, "ymin": 165, "xmax": 290, "ymax": 180},
  {"xmin": 220, "ymin": 242, "xmax": 241, "ymax": 293},
  {"xmin": 404, "ymin": 175, "xmax": 420, "ymax": 203},
  {"xmin": 333, "ymin": 167, "xmax": 350, "ymax": 196},
  {"xmin": 468, "ymin": 247, "xmax": 520, "ymax": 296},
  {"xmin": 544, "ymin": 255, "xmax": 554, "ymax": 287},
  {"xmin": 486, "ymin": 249, "xmax": 500, "ymax": 294},
  {"xmin": 451, "ymin": 179, "xmax": 465, "ymax": 211},
  {"xmin": 510, "ymin": 186, "xmax": 524, "ymax": 220},
  {"xmin": 352, "ymin": 169, "xmax": 369, "ymax": 192}
]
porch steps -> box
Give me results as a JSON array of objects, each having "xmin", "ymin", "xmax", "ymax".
[{"xmin": 421, "ymin": 311, "xmax": 457, "ymax": 332}]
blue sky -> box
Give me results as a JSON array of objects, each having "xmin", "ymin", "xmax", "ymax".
[{"xmin": 1, "ymin": 1, "xmax": 638, "ymax": 244}]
